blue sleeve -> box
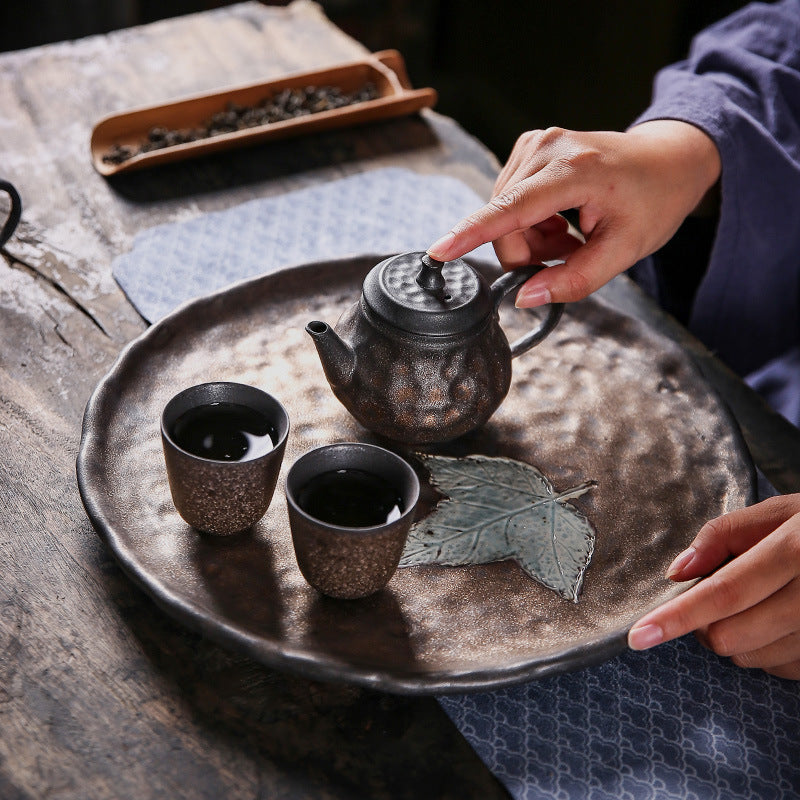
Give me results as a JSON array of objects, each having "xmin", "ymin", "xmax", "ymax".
[{"xmin": 630, "ymin": 0, "xmax": 800, "ymax": 378}]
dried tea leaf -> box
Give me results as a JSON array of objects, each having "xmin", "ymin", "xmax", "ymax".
[{"xmin": 400, "ymin": 454, "xmax": 596, "ymax": 602}]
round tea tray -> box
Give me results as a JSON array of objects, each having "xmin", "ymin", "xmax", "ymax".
[{"xmin": 77, "ymin": 255, "xmax": 755, "ymax": 694}]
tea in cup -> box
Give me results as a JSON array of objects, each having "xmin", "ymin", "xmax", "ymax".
[
  {"xmin": 161, "ymin": 381, "xmax": 289, "ymax": 535},
  {"xmin": 285, "ymin": 443, "xmax": 419, "ymax": 599}
]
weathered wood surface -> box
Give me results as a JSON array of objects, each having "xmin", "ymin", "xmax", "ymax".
[{"xmin": 0, "ymin": 3, "xmax": 511, "ymax": 798}]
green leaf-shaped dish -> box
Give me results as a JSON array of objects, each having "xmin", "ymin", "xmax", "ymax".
[{"xmin": 403, "ymin": 454, "xmax": 596, "ymax": 602}]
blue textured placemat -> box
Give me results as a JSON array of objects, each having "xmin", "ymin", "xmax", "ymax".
[
  {"xmin": 112, "ymin": 166, "xmax": 799, "ymax": 800},
  {"xmin": 112, "ymin": 167, "xmax": 497, "ymax": 322},
  {"xmin": 439, "ymin": 636, "xmax": 800, "ymax": 800}
]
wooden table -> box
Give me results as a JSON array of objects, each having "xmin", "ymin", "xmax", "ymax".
[{"xmin": 2, "ymin": 3, "xmax": 799, "ymax": 798}]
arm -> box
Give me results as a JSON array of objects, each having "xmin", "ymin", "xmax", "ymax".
[{"xmin": 429, "ymin": 0, "xmax": 800, "ymax": 377}]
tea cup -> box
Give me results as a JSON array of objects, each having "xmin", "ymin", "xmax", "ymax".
[
  {"xmin": 161, "ymin": 381, "xmax": 289, "ymax": 535},
  {"xmin": 285, "ymin": 442, "xmax": 420, "ymax": 599}
]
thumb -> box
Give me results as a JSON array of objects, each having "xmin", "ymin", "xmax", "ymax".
[{"xmin": 514, "ymin": 224, "xmax": 631, "ymax": 306}]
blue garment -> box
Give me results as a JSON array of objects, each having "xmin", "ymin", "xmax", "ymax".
[{"xmin": 630, "ymin": 0, "xmax": 800, "ymax": 425}]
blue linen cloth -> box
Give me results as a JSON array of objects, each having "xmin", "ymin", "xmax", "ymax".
[
  {"xmin": 112, "ymin": 167, "xmax": 799, "ymax": 800},
  {"xmin": 112, "ymin": 167, "xmax": 498, "ymax": 323}
]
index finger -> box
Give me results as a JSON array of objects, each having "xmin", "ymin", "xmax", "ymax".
[
  {"xmin": 627, "ymin": 529, "xmax": 799, "ymax": 651},
  {"xmin": 427, "ymin": 166, "xmax": 583, "ymax": 261}
]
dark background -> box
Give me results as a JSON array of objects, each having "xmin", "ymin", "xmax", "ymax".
[{"xmin": 0, "ymin": 0, "xmax": 751, "ymax": 161}]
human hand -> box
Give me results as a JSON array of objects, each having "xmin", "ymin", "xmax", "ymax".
[
  {"xmin": 428, "ymin": 120, "xmax": 721, "ymax": 307},
  {"xmin": 628, "ymin": 494, "xmax": 800, "ymax": 680}
]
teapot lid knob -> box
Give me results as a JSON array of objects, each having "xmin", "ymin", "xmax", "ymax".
[
  {"xmin": 416, "ymin": 254, "xmax": 447, "ymax": 299},
  {"xmin": 361, "ymin": 251, "xmax": 493, "ymax": 336}
]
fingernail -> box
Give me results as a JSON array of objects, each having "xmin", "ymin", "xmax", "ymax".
[
  {"xmin": 628, "ymin": 623, "xmax": 664, "ymax": 650},
  {"xmin": 666, "ymin": 546, "xmax": 696, "ymax": 579},
  {"xmin": 515, "ymin": 286, "xmax": 552, "ymax": 308},
  {"xmin": 427, "ymin": 232, "xmax": 456, "ymax": 259}
]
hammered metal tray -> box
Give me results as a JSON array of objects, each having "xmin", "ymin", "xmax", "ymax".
[{"xmin": 77, "ymin": 255, "xmax": 756, "ymax": 694}]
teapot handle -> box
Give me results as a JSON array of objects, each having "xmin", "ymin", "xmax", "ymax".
[
  {"xmin": 0, "ymin": 179, "xmax": 22, "ymax": 249},
  {"xmin": 489, "ymin": 265, "xmax": 564, "ymax": 358}
]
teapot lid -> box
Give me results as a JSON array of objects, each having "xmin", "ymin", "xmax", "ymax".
[{"xmin": 362, "ymin": 251, "xmax": 493, "ymax": 336}]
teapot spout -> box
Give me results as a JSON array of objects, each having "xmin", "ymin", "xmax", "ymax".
[{"xmin": 306, "ymin": 321, "xmax": 356, "ymax": 388}]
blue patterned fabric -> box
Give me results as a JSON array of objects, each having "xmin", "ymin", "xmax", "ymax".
[
  {"xmin": 112, "ymin": 167, "xmax": 497, "ymax": 323},
  {"xmin": 439, "ymin": 636, "xmax": 800, "ymax": 800},
  {"xmin": 111, "ymin": 167, "xmax": 799, "ymax": 799}
]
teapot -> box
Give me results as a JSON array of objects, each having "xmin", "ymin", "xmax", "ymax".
[{"xmin": 306, "ymin": 251, "xmax": 564, "ymax": 444}]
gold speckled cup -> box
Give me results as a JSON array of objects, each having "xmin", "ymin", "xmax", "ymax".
[
  {"xmin": 161, "ymin": 382, "xmax": 289, "ymax": 535},
  {"xmin": 285, "ymin": 443, "xmax": 420, "ymax": 599}
]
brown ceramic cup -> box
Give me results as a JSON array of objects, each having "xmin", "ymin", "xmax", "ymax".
[
  {"xmin": 285, "ymin": 443, "xmax": 420, "ymax": 599},
  {"xmin": 161, "ymin": 382, "xmax": 289, "ymax": 535}
]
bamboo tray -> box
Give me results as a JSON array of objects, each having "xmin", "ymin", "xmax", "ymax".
[{"xmin": 90, "ymin": 50, "xmax": 436, "ymax": 176}]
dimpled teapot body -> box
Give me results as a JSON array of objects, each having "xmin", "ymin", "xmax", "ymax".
[
  {"xmin": 307, "ymin": 252, "xmax": 563, "ymax": 445},
  {"xmin": 326, "ymin": 299, "xmax": 512, "ymax": 444}
]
